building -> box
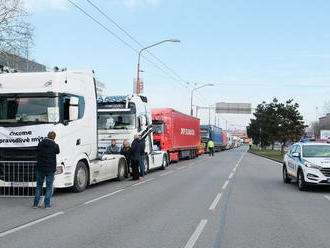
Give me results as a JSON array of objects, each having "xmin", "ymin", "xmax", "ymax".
[
  {"xmin": 319, "ymin": 113, "xmax": 330, "ymax": 130},
  {"xmin": 0, "ymin": 52, "xmax": 46, "ymax": 72}
]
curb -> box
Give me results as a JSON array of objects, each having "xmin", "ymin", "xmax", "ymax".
[{"xmin": 248, "ymin": 150, "xmax": 283, "ymax": 164}]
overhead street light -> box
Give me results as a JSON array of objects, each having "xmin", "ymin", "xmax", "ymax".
[
  {"xmin": 190, "ymin": 83, "xmax": 214, "ymax": 116},
  {"xmin": 136, "ymin": 39, "xmax": 181, "ymax": 95}
]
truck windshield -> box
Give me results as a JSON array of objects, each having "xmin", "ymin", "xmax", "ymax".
[
  {"xmin": 0, "ymin": 96, "xmax": 59, "ymax": 124},
  {"xmin": 200, "ymin": 130, "xmax": 209, "ymax": 139},
  {"xmin": 303, "ymin": 145, "xmax": 330, "ymax": 158},
  {"xmin": 153, "ymin": 124, "xmax": 164, "ymax": 134},
  {"xmin": 98, "ymin": 113, "xmax": 136, "ymax": 130}
]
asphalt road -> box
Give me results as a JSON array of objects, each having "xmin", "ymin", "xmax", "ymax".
[{"xmin": 0, "ymin": 146, "xmax": 330, "ymax": 248}]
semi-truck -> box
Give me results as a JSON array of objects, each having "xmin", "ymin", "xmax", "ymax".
[
  {"xmin": 0, "ymin": 71, "xmax": 132, "ymax": 194},
  {"xmin": 200, "ymin": 125, "xmax": 223, "ymax": 152},
  {"xmin": 221, "ymin": 131, "xmax": 227, "ymax": 150},
  {"xmin": 97, "ymin": 95, "xmax": 168, "ymax": 172},
  {"xmin": 151, "ymin": 108, "xmax": 200, "ymax": 162}
]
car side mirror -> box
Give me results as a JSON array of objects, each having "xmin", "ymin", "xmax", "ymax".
[{"xmin": 292, "ymin": 152, "xmax": 300, "ymax": 158}]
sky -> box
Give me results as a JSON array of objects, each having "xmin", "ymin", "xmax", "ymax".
[{"xmin": 22, "ymin": 0, "xmax": 330, "ymax": 130}]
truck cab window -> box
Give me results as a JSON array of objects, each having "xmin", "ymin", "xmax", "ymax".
[{"xmin": 63, "ymin": 96, "xmax": 80, "ymax": 122}]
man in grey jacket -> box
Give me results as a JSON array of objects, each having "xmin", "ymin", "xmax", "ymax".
[{"xmin": 106, "ymin": 140, "xmax": 120, "ymax": 154}]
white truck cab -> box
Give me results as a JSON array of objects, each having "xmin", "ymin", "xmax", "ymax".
[
  {"xmin": 97, "ymin": 94, "xmax": 168, "ymax": 172},
  {"xmin": 0, "ymin": 71, "xmax": 126, "ymax": 193},
  {"xmin": 283, "ymin": 140, "xmax": 330, "ymax": 191}
]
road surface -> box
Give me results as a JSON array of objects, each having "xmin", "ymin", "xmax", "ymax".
[{"xmin": 1, "ymin": 146, "xmax": 330, "ymax": 248}]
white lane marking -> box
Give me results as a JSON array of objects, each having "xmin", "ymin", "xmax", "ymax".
[
  {"xmin": 209, "ymin": 193, "xmax": 222, "ymax": 210},
  {"xmin": 83, "ymin": 189, "xmax": 125, "ymax": 205},
  {"xmin": 222, "ymin": 180, "xmax": 229, "ymax": 190},
  {"xmin": 0, "ymin": 211, "xmax": 64, "ymax": 238},
  {"xmin": 160, "ymin": 171, "xmax": 174, "ymax": 177},
  {"xmin": 176, "ymin": 166, "xmax": 187, "ymax": 170},
  {"xmin": 232, "ymin": 167, "xmax": 237, "ymax": 172},
  {"xmin": 131, "ymin": 178, "xmax": 154, "ymax": 187},
  {"xmin": 228, "ymin": 172, "xmax": 234, "ymax": 179},
  {"xmin": 324, "ymin": 195, "xmax": 330, "ymax": 201},
  {"xmin": 184, "ymin": 219, "xmax": 208, "ymax": 248}
]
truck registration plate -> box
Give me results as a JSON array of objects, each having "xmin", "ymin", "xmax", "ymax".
[{"xmin": 11, "ymin": 182, "xmax": 30, "ymax": 187}]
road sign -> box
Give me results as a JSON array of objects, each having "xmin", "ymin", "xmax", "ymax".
[
  {"xmin": 216, "ymin": 102, "xmax": 251, "ymax": 114},
  {"xmin": 133, "ymin": 78, "xmax": 144, "ymax": 94}
]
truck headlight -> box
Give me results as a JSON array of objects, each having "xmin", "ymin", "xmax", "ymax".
[
  {"xmin": 304, "ymin": 161, "xmax": 321, "ymax": 169},
  {"xmin": 55, "ymin": 166, "xmax": 64, "ymax": 175}
]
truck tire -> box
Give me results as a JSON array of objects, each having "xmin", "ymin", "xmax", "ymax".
[
  {"xmin": 144, "ymin": 157, "xmax": 149, "ymax": 173},
  {"xmin": 72, "ymin": 161, "xmax": 88, "ymax": 193},
  {"xmin": 117, "ymin": 158, "xmax": 126, "ymax": 181},
  {"xmin": 161, "ymin": 154, "xmax": 168, "ymax": 170},
  {"xmin": 297, "ymin": 169, "xmax": 307, "ymax": 191},
  {"xmin": 282, "ymin": 165, "xmax": 291, "ymax": 184}
]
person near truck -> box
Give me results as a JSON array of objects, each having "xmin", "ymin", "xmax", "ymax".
[
  {"xmin": 106, "ymin": 139, "xmax": 120, "ymax": 154},
  {"xmin": 130, "ymin": 135, "xmax": 141, "ymax": 180},
  {"xmin": 120, "ymin": 140, "xmax": 131, "ymax": 177},
  {"xmin": 138, "ymin": 135, "xmax": 146, "ymax": 179},
  {"xmin": 208, "ymin": 139, "xmax": 215, "ymax": 156},
  {"xmin": 33, "ymin": 131, "xmax": 60, "ymax": 208}
]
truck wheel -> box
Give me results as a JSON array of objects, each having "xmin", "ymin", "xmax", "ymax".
[
  {"xmin": 117, "ymin": 158, "xmax": 126, "ymax": 181},
  {"xmin": 282, "ymin": 165, "xmax": 291, "ymax": 184},
  {"xmin": 72, "ymin": 161, "xmax": 88, "ymax": 193},
  {"xmin": 161, "ymin": 154, "xmax": 168, "ymax": 170},
  {"xmin": 297, "ymin": 169, "xmax": 307, "ymax": 191},
  {"xmin": 144, "ymin": 157, "xmax": 149, "ymax": 173}
]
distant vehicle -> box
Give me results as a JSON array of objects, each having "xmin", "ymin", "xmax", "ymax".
[
  {"xmin": 200, "ymin": 125, "xmax": 223, "ymax": 152},
  {"xmin": 283, "ymin": 141, "xmax": 330, "ymax": 191},
  {"xmin": 221, "ymin": 131, "xmax": 227, "ymax": 150},
  {"xmin": 152, "ymin": 109, "xmax": 200, "ymax": 162}
]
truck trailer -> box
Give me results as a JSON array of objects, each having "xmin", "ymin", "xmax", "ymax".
[
  {"xmin": 200, "ymin": 125, "xmax": 223, "ymax": 152},
  {"xmin": 152, "ymin": 109, "xmax": 201, "ymax": 162}
]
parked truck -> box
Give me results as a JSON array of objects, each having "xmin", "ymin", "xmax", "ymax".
[
  {"xmin": 221, "ymin": 131, "xmax": 227, "ymax": 150},
  {"xmin": 151, "ymin": 109, "xmax": 201, "ymax": 162},
  {"xmin": 97, "ymin": 95, "xmax": 168, "ymax": 172},
  {"xmin": 200, "ymin": 125, "xmax": 223, "ymax": 152},
  {"xmin": 0, "ymin": 71, "xmax": 130, "ymax": 194}
]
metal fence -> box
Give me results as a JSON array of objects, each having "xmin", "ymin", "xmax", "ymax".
[{"xmin": 0, "ymin": 161, "xmax": 41, "ymax": 197}]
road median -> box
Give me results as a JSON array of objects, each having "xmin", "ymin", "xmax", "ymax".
[{"xmin": 248, "ymin": 148, "xmax": 283, "ymax": 163}]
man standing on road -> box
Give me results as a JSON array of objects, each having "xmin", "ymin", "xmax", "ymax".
[
  {"xmin": 208, "ymin": 139, "xmax": 215, "ymax": 156},
  {"xmin": 138, "ymin": 135, "xmax": 146, "ymax": 179},
  {"xmin": 120, "ymin": 140, "xmax": 131, "ymax": 177},
  {"xmin": 130, "ymin": 135, "xmax": 141, "ymax": 180},
  {"xmin": 106, "ymin": 139, "xmax": 120, "ymax": 154},
  {"xmin": 33, "ymin": 131, "xmax": 60, "ymax": 208}
]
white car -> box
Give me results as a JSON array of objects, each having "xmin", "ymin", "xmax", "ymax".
[{"xmin": 283, "ymin": 141, "xmax": 330, "ymax": 191}]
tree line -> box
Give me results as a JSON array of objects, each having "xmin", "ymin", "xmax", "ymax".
[{"xmin": 247, "ymin": 99, "xmax": 306, "ymax": 153}]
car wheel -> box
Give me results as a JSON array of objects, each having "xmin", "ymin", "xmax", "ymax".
[
  {"xmin": 144, "ymin": 157, "xmax": 149, "ymax": 173},
  {"xmin": 72, "ymin": 161, "xmax": 88, "ymax": 192},
  {"xmin": 282, "ymin": 165, "xmax": 291, "ymax": 184},
  {"xmin": 161, "ymin": 154, "xmax": 167, "ymax": 170},
  {"xmin": 297, "ymin": 169, "xmax": 307, "ymax": 191}
]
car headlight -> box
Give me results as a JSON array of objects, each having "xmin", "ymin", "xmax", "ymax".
[{"xmin": 304, "ymin": 161, "xmax": 321, "ymax": 169}]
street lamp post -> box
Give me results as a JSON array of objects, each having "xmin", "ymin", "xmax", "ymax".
[
  {"xmin": 136, "ymin": 39, "xmax": 180, "ymax": 95},
  {"xmin": 190, "ymin": 84, "xmax": 214, "ymax": 116}
]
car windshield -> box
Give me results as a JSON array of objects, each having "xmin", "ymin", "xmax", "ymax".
[
  {"xmin": 98, "ymin": 113, "xmax": 135, "ymax": 130},
  {"xmin": 200, "ymin": 130, "xmax": 209, "ymax": 139},
  {"xmin": 302, "ymin": 145, "xmax": 330, "ymax": 158},
  {"xmin": 0, "ymin": 96, "xmax": 59, "ymax": 124}
]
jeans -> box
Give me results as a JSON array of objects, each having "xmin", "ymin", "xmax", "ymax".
[
  {"xmin": 139, "ymin": 155, "xmax": 145, "ymax": 177},
  {"xmin": 131, "ymin": 160, "xmax": 140, "ymax": 180},
  {"xmin": 209, "ymin": 148, "xmax": 214, "ymax": 156},
  {"xmin": 33, "ymin": 170, "xmax": 55, "ymax": 207}
]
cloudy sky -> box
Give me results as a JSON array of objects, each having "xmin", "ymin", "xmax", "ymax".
[{"xmin": 22, "ymin": 0, "xmax": 330, "ymax": 129}]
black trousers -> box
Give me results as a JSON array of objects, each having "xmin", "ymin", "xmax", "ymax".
[
  {"xmin": 209, "ymin": 148, "xmax": 214, "ymax": 156},
  {"xmin": 131, "ymin": 160, "xmax": 140, "ymax": 180}
]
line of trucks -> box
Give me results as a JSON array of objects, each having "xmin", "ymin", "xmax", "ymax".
[{"xmin": 0, "ymin": 71, "xmax": 241, "ymax": 193}]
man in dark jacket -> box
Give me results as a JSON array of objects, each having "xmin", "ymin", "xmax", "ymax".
[
  {"xmin": 130, "ymin": 135, "xmax": 141, "ymax": 180},
  {"xmin": 120, "ymin": 140, "xmax": 131, "ymax": 176},
  {"xmin": 33, "ymin": 131, "xmax": 60, "ymax": 208},
  {"xmin": 138, "ymin": 135, "xmax": 146, "ymax": 178}
]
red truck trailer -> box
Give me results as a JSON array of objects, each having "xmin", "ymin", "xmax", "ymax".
[
  {"xmin": 152, "ymin": 109, "xmax": 201, "ymax": 162},
  {"xmin": 222, "ymin": 131, "xmax": 227, "ymax": 150}
]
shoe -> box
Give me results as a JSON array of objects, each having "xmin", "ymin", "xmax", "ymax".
[
  {"xmin": 139, "ymin": 177, "xmax": 143, "ymax": 180},
  {"xmin": 32, "ymin": 205, "xmax": 38, "ymax": 209},
  {"xmin": 44, "ymin": 205, "xmax": 52, "ymax": 209}
]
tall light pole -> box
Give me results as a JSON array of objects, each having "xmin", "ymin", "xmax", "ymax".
[
  {"xmin": 190, "ymin": 84, "xmax": 214, "ymax": 116},
  {"xmin": 136, "ymin": 39, "xmax": 180, "ymax": 95}
]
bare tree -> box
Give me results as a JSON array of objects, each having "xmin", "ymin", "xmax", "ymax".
[{"xmin": 0, "ymin": 0, "xmax": 33, "ymax": 58}]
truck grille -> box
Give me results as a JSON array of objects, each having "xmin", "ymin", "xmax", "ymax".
[
  {"xmin": 0, "ymin": 147, "xmax": 38, "ymax": 161},
  {"xmin": 0, "ymin": 161, "xmax": 37, "ymax": 182},
  {"xmin": 320, "ymin": 168, "xmax": 330, "ymax": 177}
]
